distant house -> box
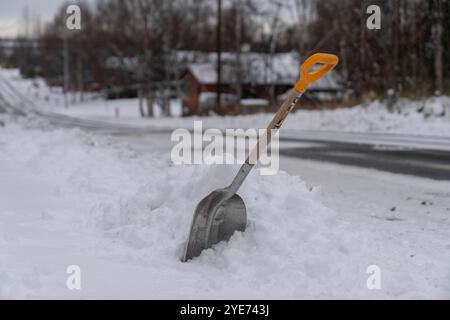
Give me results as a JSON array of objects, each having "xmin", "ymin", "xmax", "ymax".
[
  {"xmin": 100, "ymin": 50, "xmax": 342, "ymax": 115},
  {"xmin": 181, "ymin": 51, "xmax": 342, "ymax": 115}
]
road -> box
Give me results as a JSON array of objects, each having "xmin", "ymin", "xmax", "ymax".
[
  {"xmin": 105, "ymin": 129, "xmax": 450, "ymax": 181},
  {"xmin": 2, "ymin": 69, "xmax": 450, "ymax": 181},
  {"xmin": 280, "ymin": 137, "xmax": 450, "ymax": 181}
]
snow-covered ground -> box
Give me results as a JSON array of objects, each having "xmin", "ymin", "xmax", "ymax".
[
  {"xmin": 0, "ymin": 116, "xmax": 345, "ymax": 299},
  {"xmin": 1, "ymin": 115, "xmax": 449, "ymax": 299},
  {"xmin": 1, "ymin": 68, "xmax": 450, "ymax": 137},
  {"xmin": 1, "ymin": 68, "xmax": 450, "ymax": 299}
]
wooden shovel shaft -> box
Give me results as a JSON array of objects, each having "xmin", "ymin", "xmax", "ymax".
[
  {"xmin": 246, "ymin": 89, "xmax": 302, "ymax": 165},
  {"xmin": 227, "ymin": 89, "xmax": 303, "ymax": 194}
]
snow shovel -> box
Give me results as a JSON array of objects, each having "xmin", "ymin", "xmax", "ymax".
[{"xmin": 182, "ymin": 53, "xmax": 339, "ymax": 262}]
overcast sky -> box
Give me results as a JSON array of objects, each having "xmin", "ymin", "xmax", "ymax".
[
  {"xmin": 0, "ymin": 0, "xmax": 301, "ymax": 38},
  {"xmin": 0, "ymin": 0, "xmax": 96, "ymax": 38}
]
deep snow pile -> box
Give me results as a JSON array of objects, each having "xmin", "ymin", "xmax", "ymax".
[
  {"xmin": 0, "ymin": 116, "xmax": 349, "ymax": 299},
  {"xmin": 135, "ymin": 97, "xmax": 450, "ymax": 137},
  {"xmin": 1, "ymin": 116, "xmax": 449, "ymax": 299},
  {"xmin": 56, "ymin": 97, "xmax": 450, "ymax": 138}
]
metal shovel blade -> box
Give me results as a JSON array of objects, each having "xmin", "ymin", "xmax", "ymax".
[
  {"xmin": 183, "ymin": 189, "xmax": 247, "ymax": 262},
  {"xmin": 181, "ymin": 54, "xmax": 339, "ymax": 263}
]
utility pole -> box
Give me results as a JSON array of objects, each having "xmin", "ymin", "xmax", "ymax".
[
  {"xmin": 235, "ymin": 0, "xmax": 242, "ymax": 104},
  {"xmin": 63, "ymin": 30, "xmax": 70, "ymax": 108},
  {"xmin": 268, "ymin": 1, "xmax": 282, "ymax": 104},
  {"xmin": 23, "ymin": 6, "xmax": 30, "ymax": 39},
  {"xmin": 433, "ymin": 0, "xmax": 443, "ymax": 94},
  {"xmin": 216, "ymin": 0, "xmax": 222, "ymax": 110}
]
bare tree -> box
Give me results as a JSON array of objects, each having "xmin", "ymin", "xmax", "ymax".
[{"xmin": 432, "ymin": 0, "xmax": 444, "ymax": 93}]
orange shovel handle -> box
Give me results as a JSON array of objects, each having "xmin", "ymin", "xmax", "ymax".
[{"xmin": 294, "ymin": 53, "xmax": 339, "ymax": 93}]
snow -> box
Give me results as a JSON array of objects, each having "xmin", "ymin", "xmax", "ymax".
[
  {"xmin": 189, "ymin": 63, "xmax": 218, "ymax": 84},
  {"xmin": 0, "ymin": 116, "xmax": 339, "ymax": 298},
  {"xmin": 199, "ymin": 92, "xmax": 237, "ymax": 104},
  {"xmin": 240, "ymin": 99, "xmax": 269, "ymax": 106},
  {"xmin": 423, "ymin": 95, "xmax": 449, "ymax": 117},
  {"xmin": 50, "ymin": 97, "xmax": 450, "ymax": 138},
  {"xmin": 186, "ymin": 51, "xmax": 341, "ymax": 89},
  {"xmin": 280, "ymin": 156, "xmax": 450, "ymax": 299},
  {"xmin": 1, "ymin": 116, "xmax": 449, "ymax": 299},
  {"xmin": 2, "ymin": 67, "xmax": 450, "ymax": 298},
  {"xmin": 1, "ymin": 68, "xmax": 450, "ymax": 138}
]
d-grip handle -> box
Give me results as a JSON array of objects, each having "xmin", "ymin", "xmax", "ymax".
[
  {"xmin": 232, "ymin": 52, "xmax": 338, "ymax": 193},
  {"xmin": 294, "ymin": 53, "xmax": 339, "ymax": 93}
]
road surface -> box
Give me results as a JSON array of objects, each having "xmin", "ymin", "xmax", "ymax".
[
  {"xmin": 2, "ymin": 69, "xmax": 450, "ymax": 181},
  {"xmin": 106, "ymin": 129, "xmax": 450, "ymax": 181}
]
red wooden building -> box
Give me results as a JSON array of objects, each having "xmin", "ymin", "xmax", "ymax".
[{"xmin": 181, "ymin": 52, "xmax": 341, "ymax": 115}]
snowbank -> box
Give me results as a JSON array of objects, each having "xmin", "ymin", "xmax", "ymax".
[
  {"xmin": 141, "ymin": 98, "xmax": 450, "ymax": 137},
  {"xmin": 35, "ymin": 96, "xmax": 450, "ymax": 138},
  {"xmin": 1, "ymin": 67, "xmax": 450, "ymax": 137},
  {"xmin": 2, "ymin": 69, "xmax": 450, "ymax": 298},
  {"xmin": 0, "ymin": 116, "xmax": 353, "ymax": 299},
  {"xmin": 1, "ymin": 117, "xmax": 449, "ymax": 299}
]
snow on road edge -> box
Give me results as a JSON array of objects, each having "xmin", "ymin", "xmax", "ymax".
[
  {"xmin": 1, "ymin": 117, "xmax": 357, "ymax": 299},
  {"xmin": 2, "ymin": 68, "xmax": 450, "ymax": 138}
]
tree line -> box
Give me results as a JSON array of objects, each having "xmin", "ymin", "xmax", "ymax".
[
  {"xmin": 12, "ymin": 0, "xmax": 450, "ymax": 100},
  {"xmin": 301, "ymin": 0, "xmax": 450, "ymax": 98}
]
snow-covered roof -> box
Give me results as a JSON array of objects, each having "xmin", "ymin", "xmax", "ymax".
[
  {"xmin": 240, "ymin": 98, "xmax": 269, "ymax": 106},
  {"xmin": 102, "ymin": 50, "xmax": 341, "ymax": 90},
  {"xmin": 105, "ymin": 56, "xmax": 139, "ymax": 71},
  {"xmin": 185, "ymin": 51, "xmax": 341, "ymax": 90}
]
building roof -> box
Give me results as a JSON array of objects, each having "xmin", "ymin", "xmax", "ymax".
[
  {"xmin": 103, "ymin": 50, "xmax": 342, "ymax": 91},
  {"xmin": 185, "ymin": 51, "xmax": 341, "ymax": 90}
]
